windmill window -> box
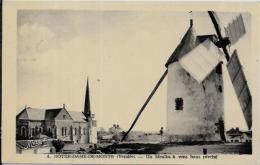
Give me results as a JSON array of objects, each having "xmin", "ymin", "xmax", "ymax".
[
  {"xmin": 218, "ymin": 85, "xmax": 223, "ymax": 93},
  {"xmin": 216, "ymin": 63, "xmax": 222, "ymax": 74},
  {"xmin": 175, "ymin": 98, "xmax": 183, "ymax": 111}
]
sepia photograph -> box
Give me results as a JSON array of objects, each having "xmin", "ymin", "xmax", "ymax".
[
  {"xmin": 2, "ymin": 1, "xmax": 260, "ymax": 165},
  {"xmin": 15, "ymin": 10, "xmax": 253, "ymax": 155}
]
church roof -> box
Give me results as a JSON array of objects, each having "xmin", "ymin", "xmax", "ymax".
[
  {"xmin": 26, "ymin": 108, "xmax": 46, "ymax": 120},
  {"xmin": 17, "ymin": 107, "xmax": 88, "ymax": 122},
  {"xmin": 68, "ymin": 111, "xmax": 86, "ymax": 122},
  {"xmin": 165, "ymin": 25, "xmax": 218, "ymax": 67},
  {"xmin": 45, "ymin": 108, "xmax": 62, "ymax": 120}
]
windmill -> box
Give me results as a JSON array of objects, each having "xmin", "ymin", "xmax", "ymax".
[{"xmin": 121, "ymin": 11, "xmax": 252, "ymax": 142}]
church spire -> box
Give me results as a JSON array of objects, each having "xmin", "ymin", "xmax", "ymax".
[{"xmin": 84, "ymin": 78, "xmax": 91, "ymax": 118}]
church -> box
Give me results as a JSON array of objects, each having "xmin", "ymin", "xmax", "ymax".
[{"xmin": 16, "ymin": 80, "xmax": 97, "ymax": 144}]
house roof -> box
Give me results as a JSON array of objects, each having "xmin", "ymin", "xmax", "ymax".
[
  {"xmin": 165, "ymin": 25, "xmax": 218, "ymax": 67},
  {"xmin": 226, "ymin": 128, "xmax": 242, "ymax": 135},
  {"xmin": 68, "ymin": 111, "xmax": 86, "ymax": 122}
]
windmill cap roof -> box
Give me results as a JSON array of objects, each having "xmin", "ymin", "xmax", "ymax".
[{"xmin": 165, "ymin": 26, "xmax": 218, "ymax": 67}]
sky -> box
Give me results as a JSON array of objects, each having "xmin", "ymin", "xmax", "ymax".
[{"xmin": 17, "ymin": 11, "xmax": 253, "ymax": 132}]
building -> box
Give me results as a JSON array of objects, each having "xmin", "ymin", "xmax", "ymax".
[
  {"xmin": 226, "ymin": 128, "xmax": 252, "ymax": 143},
  {"xmin": 108, "ymin": 124, "xmax": 123, "ymax": 134},
  {"xmin": 16, "ymin": 79, "xmax": 97, "ymax": 144},
  {"xmin": 165, "ymin": 20, "xmax": 225, "ymax": 142}
]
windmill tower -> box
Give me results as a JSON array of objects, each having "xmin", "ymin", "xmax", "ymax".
[
  {"xmin": 121, "ymin": 11, "xmax": 252, "ymax": 143},
  {"xmin": 165, "ymin": 12, "xmax": 252, "ymax": 142},
  {"xmin": 165, "ymin": 20, "xmax": 225, "ymax": 142}
]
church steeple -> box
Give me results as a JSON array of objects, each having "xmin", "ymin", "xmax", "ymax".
[{"xmin": 83, "ymin": 78, "xmax": 91, "ymax": 119}]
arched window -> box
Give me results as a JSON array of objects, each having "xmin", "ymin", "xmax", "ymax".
[
  {"xmin": 35, "ymin": 126, "xmax": 38, "ymax": 134},
  {"xmin": 74, "ymin": 128, "xmax": 77, "ymax": 135},
  {"xmin": 32, "ymin": 128, "xmax": 35, "ymax": 136},
  {"xmin": 39, "ymin": 127, "xmax": 42, "ymax": 133},
  {"xmin": 65, "ymin": 127, "xmax": 67, "ymax": 136},
  {"xmin": 175, "ymin": 98, "xmax": 183, "ymax": 111},
  {"xmin": 21, "ymin": 127, "xmax": 27, "ymax": 137}
]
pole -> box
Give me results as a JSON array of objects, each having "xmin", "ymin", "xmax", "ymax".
[
  {"xmin": 208, "ymin": 11, "xmax": 230, "ymax": 61},
  {"xmin": 121, "ymin": 69, "xmax": 168, "ymax": 142}
]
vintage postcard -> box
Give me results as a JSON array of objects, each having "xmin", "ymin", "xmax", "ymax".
[{"xmin": 2, "ymin": 1, "xmax": 260, "ymax": 164}]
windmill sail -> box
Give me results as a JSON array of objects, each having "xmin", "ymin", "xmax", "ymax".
[
  {"xmin": 179, "ymin": 38, "xmax": 223, "ymax": 83},
  {"xmin": 226, "ymin": 50, "xmax": 252, "ymax": 129},
  {"xmin": 224, "ymin": 14, "xmax": 246, "ymax": 45}
]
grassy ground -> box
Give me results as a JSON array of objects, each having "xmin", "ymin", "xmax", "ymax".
[{"xmin": 97, "ymin": 142, "xmax": 252, "ymax": 154}]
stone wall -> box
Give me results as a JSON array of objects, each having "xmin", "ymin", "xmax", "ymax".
[{"xmin": 166, "ymin": 62, "xmax": 224, "ymax": 142}]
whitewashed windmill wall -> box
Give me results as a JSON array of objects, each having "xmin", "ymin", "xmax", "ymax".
[{"xmin": 166, "ymin": 21, "xmax": 226, "ymax": 142}]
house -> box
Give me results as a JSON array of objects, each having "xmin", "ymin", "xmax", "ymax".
[
  {"xmin": 226, "ymin": 128, "xmax": 252, "ymax": 143},
  {"xmin": 108, "ymin": 124, "xmax": 123, "ymax": 134}
]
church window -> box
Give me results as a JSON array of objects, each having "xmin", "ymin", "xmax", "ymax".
[
  {"xmin": 83, "ymin": 128, "xmax": 86, "ymax": 135},
  {"xmin": 175, "ymin": 98, "xmax": 183, "ymax": 110},
  {"xmin": 32, "ymin": 128, "xmax": 35, "ymax": 136},
  {"xmin": 75, "ymin": 128, "xmax": 77, "ymax": 135},
  {"xmin": 21, "ymin": 127, "xmax": 26, "ymax": 137},
  {"xmin": 62, "ymin": 127, "xmax": 64, "ymax": 136},
  {"xmin": 65, "ymin": 127, "xmax": 67, "ymax": 136}
]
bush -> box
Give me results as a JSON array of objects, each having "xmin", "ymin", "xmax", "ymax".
[{"xmin": 52, "ymin": 139, "xmax": 65, "ymax": 153}]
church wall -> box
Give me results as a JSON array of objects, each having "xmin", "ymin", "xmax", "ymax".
[
  {"xmin": 166, "ymin": 62, "xmax": 224, "ymax": 142},
  {"xmin": 55, "ymin": 109, "xmax": 73, "ymax": 120},
  {"xmin": 16, "ymin": 109, "xmax": 95, "ymax": 143},
  {"xmin": 89, "ymin": 120, "xmax": 97, "ymax": 144},
  {"xmin": 71, "ymin": 122, "xmax": 89, "ymax": 144},
  {"xmin": 54, "ymin": 120, "xmax": 74, "ymax": 141},
  {"xmin": 17, "ymin": 110, "xmax": 28, "ymax": 120}
]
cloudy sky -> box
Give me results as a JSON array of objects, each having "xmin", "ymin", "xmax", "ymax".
[{"xmin": 17, "ymin": 11, "xmax": 252, "ymax": 131}]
